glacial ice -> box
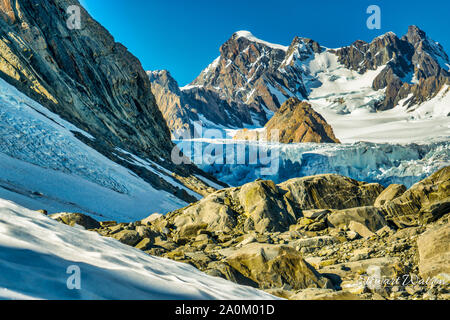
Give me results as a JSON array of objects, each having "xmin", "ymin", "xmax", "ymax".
[{"xmin": 177, "ymin": 139, "xmax": 450, "ymax": 188}]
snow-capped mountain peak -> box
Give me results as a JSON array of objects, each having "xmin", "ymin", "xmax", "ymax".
[
  {"xmin": 233, "ymin": 30, "xmax": 289, "ymax": 51},
  {"xmin": 150, "ymin": 26, "xmax": 450, "ymax": 143}
]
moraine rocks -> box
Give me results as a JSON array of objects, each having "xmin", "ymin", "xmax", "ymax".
[{"xmin": 49, "ymin": 167, "xmax": 450, "ymax": 300}]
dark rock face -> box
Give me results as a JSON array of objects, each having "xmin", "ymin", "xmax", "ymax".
[
  {"xmin": 333, "ymin": 26, "xmax": 450, "ymax": 110},
  {"xmin": 0, "ymin": 0, "xmax": 220, "ymax": 202},
  {"xmin": 0, "ymin": 0, "xmax": 171, "ymax": 159}
]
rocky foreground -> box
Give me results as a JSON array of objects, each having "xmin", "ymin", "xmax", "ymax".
[{"xmin": 49, "ymin": 167, "xmax": 450, "ymax": 300}]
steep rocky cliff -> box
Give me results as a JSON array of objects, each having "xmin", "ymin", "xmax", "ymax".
[{"xmin": 0, "ymin": 0, "xmax": 223, "ymax": 206}]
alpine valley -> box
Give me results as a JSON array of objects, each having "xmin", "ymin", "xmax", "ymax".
[{"xmin": 0, "ymin": 0, "xmax": 448, "ymax": 301}]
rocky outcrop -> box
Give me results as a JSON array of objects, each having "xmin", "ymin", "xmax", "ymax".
[
  {"xmin": 382, "ymin": 166, "xmax": 450, "ymax": 227},
  {"xmin": 265, "ymin": 98, "xmax": 340, "ymax": 143},
  {"xmin": 233, "ymin": 98, "xmax": 340, "ymax": 143},
  {"xmin": 278, "ymin": 174, "xmax": 385, "ymax": 210}
]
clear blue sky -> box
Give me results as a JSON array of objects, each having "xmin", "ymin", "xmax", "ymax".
[{"xmin": 81, "ymin": 0, "xmax": 450, "ymax": 86}]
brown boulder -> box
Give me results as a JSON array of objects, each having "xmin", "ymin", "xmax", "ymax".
[
  {"xmin": 225, "ymin": 243, "xmax": 331, "ymax": 290},
  {"xmin": 374, "ymin": 184, "xmax": 407, "ymax": 207},
  {"xmin": 383, "ymin": 167, "xmax": 450, "ymax": 227},
  {"xmin": 417, "ymin": 223, "xmax": 450, "ymax": 279},
  {"xmin": 50, "ymin": 213, "xmax": 101, "ymax": 230},
  {"xmin": 279, "ymin": 174, "xmax": 384, "ymax": 210}
]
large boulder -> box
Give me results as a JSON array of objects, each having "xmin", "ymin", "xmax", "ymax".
[
  {"xmin": 171, "ymin": 192, "xmax": 239, "ymax": 233},
  {"xmin": 168, "ymin": 180, "xmax": 301, "ymax": 234},
  {"xmin": 237, "ymin": 180, "xmax": 298, "ymax": 233},
  {"xmin": 327, "ymin": 206, "xmax": 388, "ymax": 233},
  {"xmin": 50, "ymin": 213, "xmax": 101, "ymax": 230},
  {"xmin": 382, "ymin": 167, "xmax": 450, "ymax": 228},
  {"xmin": 111, "ymin": 230, "xmax": 142, "ymax": 246},
  {"xmin": 224, "ymin": 243, "xmax": 331, "ymax": 290},
  {"xmin": 374, "ymin": 184, "xmax": 407, "ymax": 207},
  {"xmin": 279, "ymin": 174, "xmax": 385, "ymax": 210},
  {"xmin": 417, "ymin": 223, "xmax": 450, "ymax": 280}
]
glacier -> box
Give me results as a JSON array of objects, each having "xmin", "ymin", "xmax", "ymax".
[{"xmin": 176, "ymin": 139, "xmax": 450, "ymax": 188}]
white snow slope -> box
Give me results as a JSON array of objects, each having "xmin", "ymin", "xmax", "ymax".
[
  {"xmin": 0, "ymin": 198, "xmax": 275, "ymax": 300},
  {"xmin": 0, "ymin": 78, "xmax": 204, "ymax": 221},
  {"xmin": 305, "ymin": 52, "xmax": 450, "ymax": 143}
]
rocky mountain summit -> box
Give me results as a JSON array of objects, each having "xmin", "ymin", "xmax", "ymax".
[
  {"xmin": 149, "ymin": 70, "xmax": 250, "ymax": 135},
  {"xmin": 233, "ymin": 97, "xmax": 340, "ymax": 143},
  {"xmin": 51, "ymin": 167, "xmax": 450, "ymax": 300},
  {"xmin": 151, "ymin": 27, "xmax": 449, "ymax": 136},
  {"xmin": 0, "ymin": 0, "xmax": 222, "ymax": 205},
  {"xmin": 333, "ymin": 26, "xmax": 450, "ymax": 110}
]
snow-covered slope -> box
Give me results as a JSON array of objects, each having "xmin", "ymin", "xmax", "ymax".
[
  {"xmin": 0, "ymin": 78, "xmax": 200, "ymax": 221},
  {"xmin": 176, "ymin": 139, "xmax": 449, "ymax": 188},
  {"xmin": 0, "ymin": 199, "xmax": 275, "ymax": 300},
  {"xmin": 304, "ymin": 52, "xmax": 450, "ymax": 143}
]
